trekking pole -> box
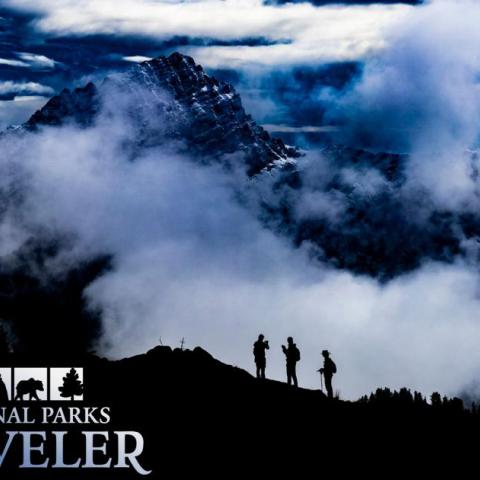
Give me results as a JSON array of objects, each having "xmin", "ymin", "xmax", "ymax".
[{"xmin": 317, "ymin": 369, "xmax": 323, "ymax": 391}]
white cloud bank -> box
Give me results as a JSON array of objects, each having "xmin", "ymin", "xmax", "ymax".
[
  {"xmin": 0, "ymin": 57, "xmax": 29, "ymax": 68},
  {"xmin": 123, "ymin": 55, "xmax": 153, "ymax": 63},
  {"xmin": 2, "ymin": 0, "xmax": 480, "ymax": 402},
  {"xmin": 16, "ymin": 52, "xmax": 57, "ymax": 69},
  {"xmin": 4, "ymin": 0, "xmax": 413, "ymax": 67},
  {"xmin": 1, "ymin": 91, "xmax": 480, "ymax": 400},
  {"xmin": 0, "ymin": 53, "xmax": 57, "ymax": 70},
  {"xmin": 0, "ymin": 81, "xmax": 54, "ymax": 96}
]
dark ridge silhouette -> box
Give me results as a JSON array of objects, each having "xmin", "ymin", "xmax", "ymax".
[
  {"xmin": 0, "ymin": 346, "xmax": 478, "ymax": 476},
  {"xmin": 26, "ymin": 82, "xmax": 100, "ymax": 129}
]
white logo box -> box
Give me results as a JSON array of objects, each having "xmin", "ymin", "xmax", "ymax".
[{"xmin": 0, "ymin": 367, "xmax": 84, "ymax": 401}]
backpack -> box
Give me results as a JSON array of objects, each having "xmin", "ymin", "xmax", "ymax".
[
  {"xmin": 294, "ymin": 346, "xmax": 301, "ymax": 362},
  {"xmin": 330, "ymin": 360, "xmax": 337, "ymax": 374}
]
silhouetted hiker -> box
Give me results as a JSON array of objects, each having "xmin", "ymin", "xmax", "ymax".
[
  {"xmin": 319, "ymin": 350, "xmax": 337, "ymax": 399},
  {"xmin": 0, "ymin": 374, "xmax": 9, "ymax": 403},
  {"xmin": 253, "ymin": 334, "xmax": 269, "ymax": 379},
  {"xmin": 282, "ymin": 337, "xmax": 300, "ymax": 387}
]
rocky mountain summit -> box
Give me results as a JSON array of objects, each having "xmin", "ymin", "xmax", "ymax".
[
  {"xmin": 25, "ymin": 52, "xmax": 299, "ymax": 175},
  {"xmin": 26, "ymin": 81, "xmax": 100, "ymax": 129}
]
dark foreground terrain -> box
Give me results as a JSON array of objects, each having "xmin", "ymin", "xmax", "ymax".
[{"xmin": 0, "ymin": 346, "xmax": 479, "ymax": 477}]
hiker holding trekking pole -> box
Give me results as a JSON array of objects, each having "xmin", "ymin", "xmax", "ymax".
[{"xmin": 318, "ymin": 350, "xmax": 337, "ymax": 399}]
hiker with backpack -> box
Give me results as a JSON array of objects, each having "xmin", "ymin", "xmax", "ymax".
[
  {"xmin": 282, "ymin": 337, "xmax": 300, "ymax": 387},
  {"xmin": 319, "ymin": 350, "xmax": 337, "ymax": 399},
  {"xmin": 253, "ymin": 334, "xmax": 269, "ymax": 379}
]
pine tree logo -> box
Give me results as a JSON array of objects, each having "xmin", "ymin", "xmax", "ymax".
[{"xmin": 58, "ymin": 368, "xmax": 84, "ymax": 401}]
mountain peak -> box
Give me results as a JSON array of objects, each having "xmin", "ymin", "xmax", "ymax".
[
  {"xmin": 26, "ymin": 81, "xmax": 100, "ymax": 129},
  {"xmin": 24, "ymin": 52, "xmax": 299, "ymax": 175},
  {"xmin": 155, "ymin": 51, "xmax": 200, "ymax": 69}
]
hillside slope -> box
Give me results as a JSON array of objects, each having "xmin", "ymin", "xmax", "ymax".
[{"xmin": 0, "ymin": 346, "xmax": 478, "ymax": 477}]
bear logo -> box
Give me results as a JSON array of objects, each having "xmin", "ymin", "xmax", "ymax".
[{"xmin": 14, "ymin": 378, "xmax": 44, "ymax": 401}]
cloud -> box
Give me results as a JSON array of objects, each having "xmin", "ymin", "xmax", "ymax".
[
  {"xmin": 213, "ymin": 61, "xmax": 361, "ymax": 132},
  {"xmin": 0, "ymin": 0, "xmax": 417, "ymax": 129},
  {"xmin": 2, "ymin": 120, "xmax": 478, "ymax": 399},
  {"xmin": 319, "ymin": 0, "xmax": 480, "ymax": 213},
  {"xmin": 0, "ymin": 53, "xmax": 57, "ymax": 69},
  {"xmin": 0, "ymin": 81, "xmax": 54, "ymax": 97},
  {"xmin": 267, "ymin": 0, "xmax": 423, "ymax": 4},
  {"xmin": 1, "ymin": 75, "xmax": 480, "ymax": 401},
  {"xmin": 0, "ymin": 57, "xmax": 29, "ymax": 68},
  {"xmin": 262, "ymin": 124, "xmax": 340, "ymax": 133},
  {"xmin": 1, "ymin": 0, "xmax": 480, "ymax": 402},
  {"xmin": 16, "ymin": 52, "xmax": 56, "ymax": 69},
  {"xmin": 4, "ymin": 0, "xmax": 413, "ymax": 66},
  {"xmin": 123, "ymin": 55, "xmax": 152, "ymax": 63}
]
